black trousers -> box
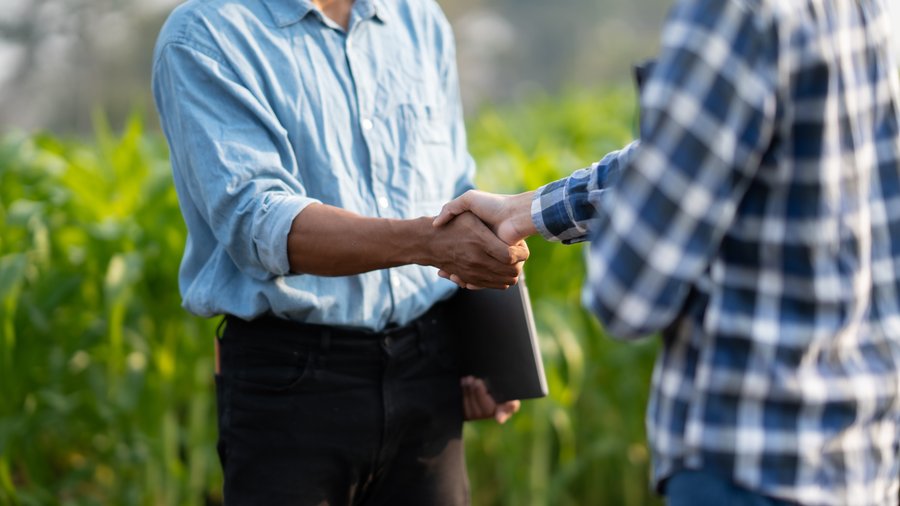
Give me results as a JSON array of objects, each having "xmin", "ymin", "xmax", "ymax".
[{"xmin": 215, "ymin": 304, "xmax": 469, "ymax": 506}]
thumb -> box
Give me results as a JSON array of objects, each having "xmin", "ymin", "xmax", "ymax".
[
  {"xmin": 494, "ymin": 400, "xmax": 521, "ymax": 424},
  {"xmin": 432, "ymin": 194, "xmax": 472, "ymax": 227}
]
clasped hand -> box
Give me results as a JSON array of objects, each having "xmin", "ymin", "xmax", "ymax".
[
  {"xmin": 427, "ymin": 210, "xmax": 528, "ymax": 289},
  {"xmin": 432, "ymin": 190, "xmax": 537, "ymax": 290}
]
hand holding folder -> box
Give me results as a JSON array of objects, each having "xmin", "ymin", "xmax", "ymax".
[
  {"xmin": 448, "ymin": 279, "xmax": 548, "ymax": 405},
  {"xmin": 461, "ymin": 375, "xmax": 521, "ymax": 423}
]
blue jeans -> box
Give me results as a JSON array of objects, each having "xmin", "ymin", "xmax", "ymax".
[{"xmin": 666, "ymin": 469, "xmax": 796, "ymax": 506}]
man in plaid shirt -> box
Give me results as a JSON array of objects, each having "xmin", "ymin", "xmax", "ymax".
[{"xmin": 435, "ymin": 0, "xmax": 900, "ymax": 503}]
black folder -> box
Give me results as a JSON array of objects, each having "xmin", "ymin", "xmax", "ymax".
[{"xmin": 447, "ymin": 279, "xmax": 548, "ymax": 403}]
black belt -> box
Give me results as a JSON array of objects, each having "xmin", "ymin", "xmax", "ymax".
[{"xmin": 222, "ymin": 298, "xmax": 452, "ymax": 346}]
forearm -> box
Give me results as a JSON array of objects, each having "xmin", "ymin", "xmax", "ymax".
[{"xmin": 287, "ymin": 203, "xmax": 432, "ymax": 276}]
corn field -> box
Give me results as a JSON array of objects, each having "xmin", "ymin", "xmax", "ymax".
[{"xmin": 0, "ymin": 89, "xmax": 662, "ymax": 505}]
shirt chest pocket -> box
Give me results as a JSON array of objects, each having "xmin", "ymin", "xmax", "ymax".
[
  {"xmin": 393, "ymin": 103, "xmax": 455, "ymax": 203},
  {"xmin": 398, "ymin": 103, "xmax": 451, "ymax": 144}
]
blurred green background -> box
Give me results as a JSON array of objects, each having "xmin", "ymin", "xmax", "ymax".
[
  {"xmin": 0, "ymin": 90, "xmax": 664, "ymax": 504},
  {"xmin": 11, "ymin": 0, "xmax": 899, "ymax": 505},
  {"xmin": 0, "ymin": 0, "xmax": 673, "ymax": 133}
]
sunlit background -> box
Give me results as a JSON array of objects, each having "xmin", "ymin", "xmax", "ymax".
[
  {"xmin": 1, "ymin": 1, "xmax": 899, "ymax": 505},
  {"xmin": 2, "ymin": 1, "xmax": 898, "ymax": 132},
  {"xmin": 0, "ymin": 0, "xmax": 675, "ymax": 133}
]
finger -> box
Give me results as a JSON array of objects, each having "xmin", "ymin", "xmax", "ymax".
[
  {"xmin": 471, "ymin": 267, "xmax": 519, "ymax": 288},
  {"xmin": 495, "ymin": 400, "xmax": 521, "ymax": 424},
  {"xmin": 483, "ymin": 237, "xmax": 515, "ymax": 265},
  {"xmin": 433, "ymin": 193, "xmax": 472, "ymax": 227},
  {"xmin": 465, "ymin": 392, "xmax": 487, "ymax": 419},
  {"xmin": 461, "ymin": 377, "xmax": 477, "ymax": 419},
  {"xmin": 509, "ymin": 242, "xmax": 530, "ymax": 264},
  {"xmin": 468, "ymin": 280, "xmax": 510, "ymax": 290},
  {"xmin": 451, "ymin": 272, "xmax": 504, "ymax": 291},
  {"xmin": 442, "ymin": 272, "xmax": 468, "ymax": 289},
  {"xmin": 439, "ymin": 213, "xmax": 514, "ymax": 286},
  {"xmin": 440, "ymin": 225, "xmax": 521, "ymax": 289},
  {"xmin": 472, "ymin": 378, "xmax": 497, "ymax": 416},
  {"xmin": 509, "ymin": 261, "xmax": 525, "ymax": 285},
  {"xmin": 469, "ymin": 253, "xmax": 521, "ymax": 280},
  {"xmin": 465, "ymin": 275, "xmax": 513, "ymax": 290},
  {"xmin": 482, "ymin": 260, "xmax": 522, "ymax": 278},
  {"xmin": 463, "ymin": 377, "xmax": 490, "ymax": 420},
  {"xmin": 449, "ymin": 274, "xmax": 469, "ymax": 288},
  {"xmin": 462, "ymin": 214, "xmax": 516, "ymax": 265}
]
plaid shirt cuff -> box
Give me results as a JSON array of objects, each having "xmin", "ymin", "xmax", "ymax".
[
  {"xmin": 531, "ymin": 141, "xmax": 639, "ymax": 244},
  {"xmin": 531, "ymin": 178, "xmax": 591, "ymax": 244}
]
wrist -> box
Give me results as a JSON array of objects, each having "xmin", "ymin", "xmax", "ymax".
[
  {"xmin": 399, "ymin": 217, "xmax": 437, "ymax": 267},
  {"xmin": 509, "ymin": 191, "xmax": 538, "ymax": 238}
]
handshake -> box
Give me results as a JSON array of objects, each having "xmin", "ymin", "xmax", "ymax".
[
  {"xmin": 428, "ymin": 189, "xmax": 539, "ymax": 423},
  {"xmin": 429, "ymin": 190, "xmax": 538, "ymax": 290}
]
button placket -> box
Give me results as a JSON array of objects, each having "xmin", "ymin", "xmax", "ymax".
[
  {"xmin": 346, "ymin": 22, "xmax": 401, "ymax": 323},
  {"xmin": 345, "ymin": 27, "xmax": 388, "ymax": 220}
]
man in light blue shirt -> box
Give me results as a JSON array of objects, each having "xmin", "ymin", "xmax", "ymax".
[{"xmin": 152, "ymin": 0, "xmax": 525, "ymax": 503}]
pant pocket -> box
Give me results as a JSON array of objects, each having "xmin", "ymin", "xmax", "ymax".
[{"xmin": 220, "ymin": 338, "xmax": 315, "ymax": 393}]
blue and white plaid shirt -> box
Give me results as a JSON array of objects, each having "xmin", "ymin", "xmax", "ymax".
[{"xmin": 532, "ymin": 0, "xmax": 900, "ymax": 503}]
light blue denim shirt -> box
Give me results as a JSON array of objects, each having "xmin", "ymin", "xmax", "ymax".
[{"xmin": 151, "ymin": 0, "xmax": 473, "ymax": 330}]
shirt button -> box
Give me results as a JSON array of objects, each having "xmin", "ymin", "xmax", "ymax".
[
  {"xmin": 392, "ymin": 278, "xmax": 400, "ymax": 288},
  {"xmin": 361, "ymin": 118, "xmax": 374, "ymax": 131},
  {"xmin": 377, "ymin": 196, "xmax": 389, "ymax": 209}
]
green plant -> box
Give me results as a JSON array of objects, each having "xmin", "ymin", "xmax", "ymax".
[
  {"xmin": 463, "ymin": 88, "xmax": 661, "ymax": 506},
  {"xmin": 0, "ymin": 89, "xmax": 662, "ymax": 505},
  {"xmin": 0, "ymin": 115, "xmax": 220, "ymax": 505}
]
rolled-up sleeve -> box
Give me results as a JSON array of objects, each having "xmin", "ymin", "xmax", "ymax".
[{"xmin": 152, "ymin": 42, "xmax": 319, "ymax": 278}]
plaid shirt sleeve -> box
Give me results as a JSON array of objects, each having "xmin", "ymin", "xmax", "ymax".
[
  {"xmin": 531, "ymin": 141, "xmax": 639, "ymax": 244},
  {"xmin": 533, "ymin": 0, "xmax": 779, "ymax": 339}
]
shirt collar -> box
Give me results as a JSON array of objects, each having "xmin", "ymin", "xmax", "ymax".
[
  {"xmin": 358, "ymin": 0, "xmax": 391, "ymax": 24},
  {"xmin": 263, "ymin": 0, "xmax": 390, "ymax": 28}
]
